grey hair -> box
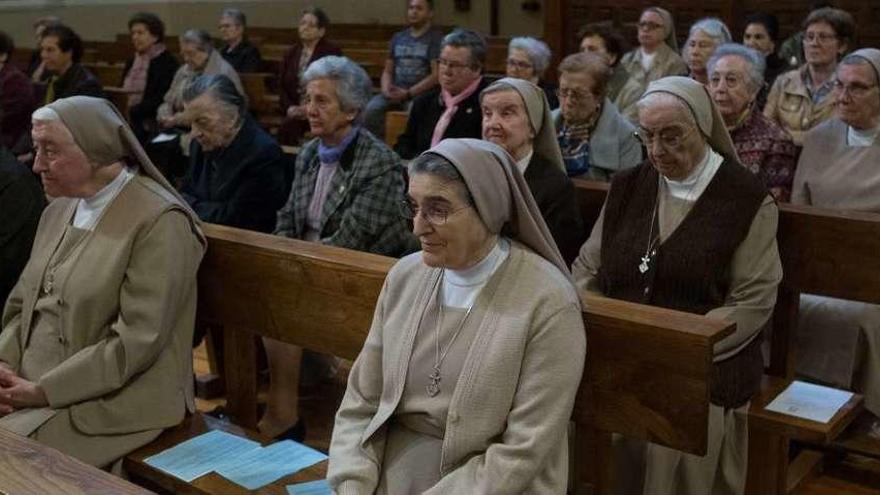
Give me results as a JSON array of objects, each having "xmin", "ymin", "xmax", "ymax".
[
  {"xmin": 441, "ymin": 28, "xmax": 487, "ymax": 69},
  {"xmin": 408, "ymin": 153, "xmax": 474, "ymax": 206},
  {"xmin": 508, "ymin": 36, "xmax": 552, "ymax": 77},
  {"xmin": 688, "ymin": 18, "xmax": 732, "ymax": 47},
  {"xmin": 182, "ymin": 74, "xmax": 247, "ymax": 120},
  {"xmin": 302, "ymin": 56, "xmax": 373, "ymax": 120},
  {"xmin": 220, "ymin": 8, "xmax": 247, "ymax": 27},
  {"xmin": 180, "ymin": 29, "xmax": 214, "ymax": 53},
  {"xmin": 636, "ymin": 92, "xmax": 698, "ymax": 130},
  {"xmin": 707, "ymin": 43, "xmax": 766, "ymax": 95},
  {"xmin": 839, "ymin": 54, "xmax": 880, "ymax": 85}
]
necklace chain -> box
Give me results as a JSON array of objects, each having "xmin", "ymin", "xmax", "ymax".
[{"xmin": 427, "ymin": 271, "xmax": 476, "ymax": 397}]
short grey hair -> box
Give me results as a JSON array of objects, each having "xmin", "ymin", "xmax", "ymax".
[
  {"xmin": 302, "ymin": 56, "xmax": 373, "ymax": 120},
  {"xmin": 180, "ymin": 29, "xmax": 214, "ymax": 53},
  {"xmin": 508, "ymin": 36, "xmax": 552, "ymax": 77},
  {"xmin": 636, "ymin": 92, "xmax": 698, "ymax": 131},
  {"xmin": 707, "ymin": 43, "xmax": 766, "ymax": 95},
  {"xmin": 441, "ymin": 29, "xmax": 487, "ymax": 69},
  {"xmin": 183, "ymin": 74, "xmax": 247, "ymax": 120},
  {"xmin": 408, "ymin": 153, "xmax": 474, "ymax": 206},
  {"xmin": 220, "ymin": 8, "xmax": 247, "ymax": 27},
  {"xmin": 688, "ymin": 18, "xmax": 732, "ymax": 47}
]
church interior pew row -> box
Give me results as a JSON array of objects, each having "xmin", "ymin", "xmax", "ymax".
[
  {"xmin": 125, "ymin": 222, "xmax": 732, "ymax": 494},
  {"xmin": 572, "ymin": 179, "xmax": 880, "ymax": 494}
]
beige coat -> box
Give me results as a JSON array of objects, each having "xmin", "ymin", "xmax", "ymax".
[
  {"xmin": 156, "ymin": 50, "xmax": 244, "ymax": 122},
  {"xmin": 614, "ymin": 44, "xmax": 689, "ymax": 122},
  {"xmin": 328, "ymin": 242, "xmax": 586, "ymax": 494},
  {"xmin": 0, "ymin": 172, "xmax": 204, "ymax": 465},
  {"xmin": 763, "ymin": 66, "xmax": 835, "ymax": 145}
]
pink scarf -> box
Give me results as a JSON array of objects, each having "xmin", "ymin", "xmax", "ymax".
[
  {"xmin": 430, "ymin": 76, "xmax": 483, "ymax": 147},
  {"xmin": 123, "ymin": 43, "xmax": 166, "ymax": 106}
]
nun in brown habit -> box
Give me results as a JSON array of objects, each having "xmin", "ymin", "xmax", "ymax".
[
  {"xmin": 0, "ymin": 96, "xmax": 205, "ymax": 469},
  {"xmin": 573, "ymin": 76, "xmax": 782, "ymax": 494},
  {"xmin": 328, "ymin": 138, "xmax": 585, "ymax": 494}
]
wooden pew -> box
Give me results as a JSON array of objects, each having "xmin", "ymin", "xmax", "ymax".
[
  {"xmin": 126, "ymin": 223, "xmax": 730, "ymax": 494},
  {"xmin": 0, "ymin": 427, "xmax": 150, "ymax": 494},
  {"xmin": 83, "ymin": 61, "xmax": 126, "ymax": 87},
  {"xmin": 571, "ymin": 179, "xmax": 875, "ymax": 494},
  {"xmin": 384, "ymin": 110, "xmax": 408, "ymax": 147}
]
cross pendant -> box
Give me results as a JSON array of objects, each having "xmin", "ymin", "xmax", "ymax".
[
  {"xmin": 426, "ymin": 367, "xmax": 441, "ymax": 397},
  {"xmin": 639, "ymin": 255, "xmax": 650, "ymax": 274}
]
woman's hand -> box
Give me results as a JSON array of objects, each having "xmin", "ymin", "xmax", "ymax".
[{"xmin": 0, "ymin": 368, "xmax": 48, "ymax": 415}]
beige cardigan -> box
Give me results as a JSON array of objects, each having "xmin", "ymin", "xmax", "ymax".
[
  {"xmin": 0, "ymin": 173, "xmax": 204, "ymax": 438},
  {"xmin": 328, "ymin": 242, "xmax": 586, "ymax": 494}
]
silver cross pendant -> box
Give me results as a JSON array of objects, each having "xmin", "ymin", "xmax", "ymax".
[
  {"xmin": 426, "ymin": 367, "xmax": 441, "ymax": 397},
  {"xmin": 639, "ymin": 255, "xmax": 651, "ymax": 274}
]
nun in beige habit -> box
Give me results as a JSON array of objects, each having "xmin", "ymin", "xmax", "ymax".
[
  {"xmin": 615, "ymin": 7, "xmax": 689, "ymax": 122},
  {"xmin": 0, "ymin": 96, "xmax": 205, "ymax": 469},
  {"xmin": 792, "ymin": 48, "xmax": 880, "ymax": 423},
  {"xmin": 480, "ymin": 77, "xmax": 585, "ymax": 265},
  {"xmin": 328, "ymin": 138, "xmax": 585, "ymax": 494},
  {"xmin": 573, "ymin": 76, "xmax": 782, "ymax": 494}
]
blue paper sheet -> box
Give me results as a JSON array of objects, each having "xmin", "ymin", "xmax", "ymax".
[
  {"xmin": 143, "ymin": 429, "xmax": 261, "ymax": 482},
  {"xmin": 287, "ymin": 479, "xmax": 332, "ymax": 494},
  {"xmin": 215, "ymin": 439, "xmax": 328, "ymax": 490}
]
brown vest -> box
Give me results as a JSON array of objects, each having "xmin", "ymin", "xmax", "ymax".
[{"xmin": 599, "ymin": 159, "xmax": 767, "ymax": 407}]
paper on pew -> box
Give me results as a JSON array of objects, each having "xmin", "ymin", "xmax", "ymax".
[
  {"xmin": 287, "ymin": 479, "xmax": 332, "ymax": 494},
  {"xmin": 143, "ymin": 429, "xmax": 261, "ymax": 482},
  {"xmin": 765, "ymin": 380, "xmax": 854, "ymax": 423},
  {"xmin": 214, "ymin": 439, "xmax": 328, "ymax": 490},
  {"xmin": 151, "ymin": 132, "xmax": 177, "ymax": 143}
]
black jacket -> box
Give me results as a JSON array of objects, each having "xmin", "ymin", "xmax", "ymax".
[
  {"xmin": 40, "ymin": 63, "xmax": 104, "ymax": 103},
  {"xmin": 180, "ymin": 116, "xmax": 290, "ymax": 233},
  {"xmin": 0, "ymin": 149, "xmax": 45, "ymax": 307},
  {"xmin": 123, "ymin": 50, "xmax": 180, "ymax": 141},
  {"xmin": 221, "ymin": 39, "xmax": 263, "ymax": 74},
  {"xmin": 394, "ymin": 77, "xmax": 489, "ymax": 159},
  {"xmin": 523, "ymin": 152, "xmax": 585, "ymax": 267}
]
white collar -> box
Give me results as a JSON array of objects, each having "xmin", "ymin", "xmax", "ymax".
[
  {"xmin": 515, "ymin": 148, "xmax": 534, "ymax": 174},
  {"xmin": 73, "ymin": 167, "xmax": 134, "ymax": 230},
  {"xmin": 441, "ymin": 238, "xmax": 510, "ymax": 308},
  {"xmin": 660, "ymin": 146, "xmax": 722, "ymax": 201},
  {"xmin": 847, "ymin": 124, "xmax": 880, "ymax": 147}
]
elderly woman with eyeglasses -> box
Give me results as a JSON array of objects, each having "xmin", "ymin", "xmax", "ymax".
[
  {"xmin": 506, "ymin": 36, "xmax": 558, "ymax": 109},
  {"xmin": 708, "ymin": 44, "xmax": 797, "ymax": 201},
  {"xmin": 683, "ymin": 18, "xmax": 732, "ymax": 85},
  {"xmin": 552, "ymin": 52, "xmax": 642, "ymax": 182},
  {"xmin": 266, "ymin": 56, "xmax": 413, "ymax": 442},
  {"xmin": 764, "ymin": 7, "xmax": 855, "ymax": 145},
  {"xmin": 791, "ymin": 48, "xmax": 880, "ymax": 434},
  {"xmin": 615, "ymin": 7, "xmax": 688, "ymax": 122},
  {"xmin": 328, "ymin": 138, "xmax": 585, "ymax": 494},
  {"xmin": 574, "ymin": 76, "xmax": 781, "ymax": 495}
]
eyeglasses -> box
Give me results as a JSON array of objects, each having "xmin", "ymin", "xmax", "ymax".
[
  {"xmin": 638, "ymin": 21, "xmax": 663, "ymax": 31},
  {"xmin": 635, "ymin": 125, "xmax": 697, "ymax": 150},
  {"xmin": 708, "ymin": 73, "xmax": 747, "ymax": 90},
  {"xmin": 399, "ymin": 199, "xmax": 470, "ymax": 225},
  {"xmin": 804, "ymin": 32, "xmax": 837, "ymax": 44},
  {"xmin": 833, "ymin": 80, "xmax": 879, "ymax": 98},
  {"xmin": 556, "ymin": 88, "xmax": 594, "ymax": 102},
  {"xmin": 506, "ymin": 59, "xmax": 533, "ymax": 70},
  {"xmin": 438, "ymin": 58, "xmax": 473, "ymax": 71}
]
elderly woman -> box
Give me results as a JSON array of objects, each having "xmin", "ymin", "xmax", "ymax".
[
  {"xmin": 0, "ymin": 96, "xmax": 204, "ymax": 469},
  {"xmin": 764, "ymin": 7, "xmax": 854, "ymax": 145},
  {"xmin": 218, "ymin": 8, "xmax": 263, "ymax": 74},
  {"xmin": 615, "ymin": 7, "xmax": 688, "ymax": 122},
  {"xmin": 480, "ymin": 77, "xmax": 584, "ymax": 265},
  {"xmin": 579, "ymin": 21, "xmax": 630, "ymax": 102},
  {"xmin": 792, "ymin": 49, "xmax": 880, "ymax": 421},
  {"xmin": 180, "ymin": 74, "xmax": 288, "ymax": 233},
  {"xmin": 506, "ymin": 36, "xmax": 558, "ymax": 109},
  {"xmin": 328, "ymin": 138, "xmax": 585, "ymax": 493},
  {"xmin": 742, "ymin": 12, "xmax": 786, "ymax": 109},
  {"xmin": 574, "ymin": 76, "xmax": 782, "ymax": 494},
  {"xmin": 708, "ymin": 44, "xmax": 797, "ymax": 201},
  {"xmin": 683, "ymin": 18, "xmax": 732, "ymax": 85},
  {"xmin": 0, "ymin": 32, "xmax": 34, "ymax": 151},
  {"xmin": 122, "ymin": 12, "xmax": 179, "ymax": 143},
  {"xmin": 265, "ymin": 56, "xmax": 412, "ymax": 440},
  {"xmin": 277, "ymin": 7, "xmax": 341, "ymax": 145},
  {"xmin": 552, "ymin": 52, "xmax": 642, "ymax": 181}
]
